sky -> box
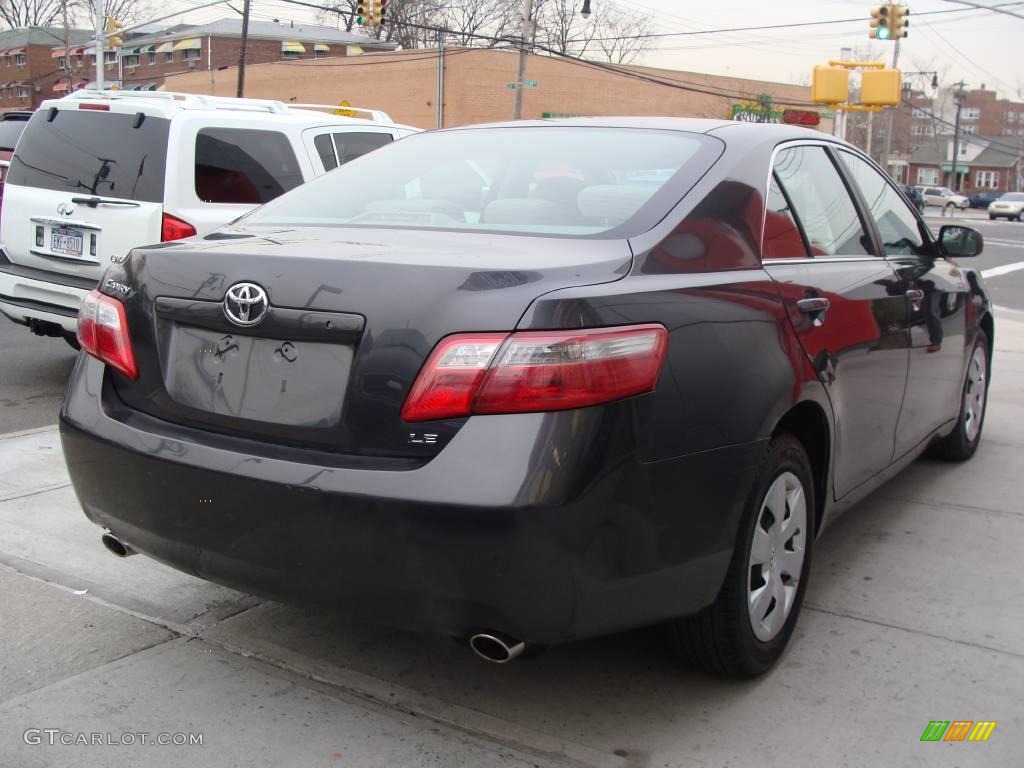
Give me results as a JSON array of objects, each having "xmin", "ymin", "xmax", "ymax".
[{"xmin": 159, "ymin": 0, "xmax": 1023, "ymax": 98}]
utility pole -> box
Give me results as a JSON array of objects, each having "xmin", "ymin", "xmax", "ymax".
[
  {"xmin": 882, "ymin": 37, "xmax": 900, "ymax": 178},
  {"xmin": 435, "ymin": 29, "xmax": 445, "ymax": 129},
  {"xmin": 237, "ymin": 0, "xmax": 251, "ymax": 97},
  {"xmin": 950, "ymin": 80, "xmax": 968, "ymax": 192},
  {"xmin": 62, "ymin": 0, "xmax": 72, "ymax": 92},
  {"xmin": 512, "ymin": 0, "xmax": 534, "ymax": 120},
  {"xmin": 94, "ymin": 0, "xmax": 104, "ymax": 91},
  {"xmin": 866, "ymin": 111, "xmax": 874, "ymax": 158}
]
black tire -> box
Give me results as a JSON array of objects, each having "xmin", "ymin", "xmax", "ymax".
[
  {"xmin": 667, "ymin": 434, "xmax": 815, "ymax": 678},
  {"xmin": 63, "ymin": 333, "xmax": 81, "ymax": 351},
  {"xmin": 989, "ymin": 214, "xmax": 997, "ymax": 220},
  {"xmin": 945, "ymin": 202, "xmax": 955, "ymax": 212},
  {"xmin": 1017, "ymin": 212, "xmax": 1023, "ymax": 223},
  {"xmin": 930, "ymin": 329, "xmax": 989, "ymax": 461}
]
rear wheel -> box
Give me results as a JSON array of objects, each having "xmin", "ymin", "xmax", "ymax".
[
  {"xmin": 945, "ymin": 202, "xmax": 956, "ymax": 212},
  {"xmin": 667, "ymin": 434, "xmax": 814, "ymax": 677},
  {"xmin": 989, "ymin": 214, "xmax": 997, "ymax": 220},
  {"xmin": 930, "ymin": 330, "xmax": 989, "ymax": 461}
]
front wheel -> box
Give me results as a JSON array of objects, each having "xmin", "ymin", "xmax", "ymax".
[
  {"xmin": 667, "ymin": 434, "xmax": 815, "ymax": 677},
  {"xmin": 930, "ymin": 330, "xmax": 989, "ymax": 461}
]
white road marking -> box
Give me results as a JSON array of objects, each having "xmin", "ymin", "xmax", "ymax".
[
  {"xmin": 984, "ymin": 239, "xmax": 1024, "ymax": 248},
  {"xmin": 981, "ymin": 261, "xmax": 1024, "ymax": 278}
]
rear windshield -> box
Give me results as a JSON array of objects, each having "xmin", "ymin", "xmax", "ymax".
[
  {"xmin": 243, "ymin": 126, "xmax": 720, "ymax": 238},
  {"xmin": 0, "ymin": 118, "xmax": 28, "ymax": 150},
  {"xmin": 5, "ymin": 109, "xmax": 170, "ymax": 203}
]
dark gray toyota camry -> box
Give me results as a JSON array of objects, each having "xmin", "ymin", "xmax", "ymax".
[{"xmin": 62, "ymin": 118, "xmax": 992, "ymax": 676}]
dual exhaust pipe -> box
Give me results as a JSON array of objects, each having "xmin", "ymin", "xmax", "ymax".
[{"xmin": 101, "ymin": 532, "xmax": 529, "ymax": 664}]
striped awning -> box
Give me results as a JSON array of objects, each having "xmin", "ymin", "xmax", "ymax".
[
  {"xmin": 6, "ymin": 48, "xmax": 25, "ymax": 55},
  {"xmin": 314, "ymin": 43, "xmax": 330, "ymax": 52},
  {"xmin": 347, "ymin": 45, "xmax": 364, "ymax": 56},
  {"xmin": 155, "ymin": 42, "xmax": 174, "ymax": 53},
  {"xmin": 282, "ymin": 41, "xmax": 306, "ymax": 53},
  {"xmin": 83, "ymin": 47, "xmax": 96, "ymax": 55},
  {"xmin": 68, "ymin": 46, "xmax": 85, "ymax": 56},
  {"xmin": 140, "ymin": 44, "xmax": 156, "ymax": 53},
  {"xmin": 125, "ymin": 47, "xmax": 141, "ymax": 55},
  {"xmin": 53, "ymin": 81, "xmax": 70, "ymax": 93},
  {"xmin": 51, "ymin": 47, "xmax": 66, "ymax": 58},
  {"xmin": 172, "ymin": 38, "xmax": 201, "ymax": 51}
]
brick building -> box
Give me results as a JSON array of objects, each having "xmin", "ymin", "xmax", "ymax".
[
  {"xmin": 163, "ymin": 46, "xmax": 831, "ymax": 131},
  {"xmin": 44, "ymin": 18, "xmax": 397, "ymax": 94},
  {"xmin": 0, "ymin": 27, "xmax": 92, "ymax": 111}
]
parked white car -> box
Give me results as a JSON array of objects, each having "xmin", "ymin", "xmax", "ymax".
[
  {"xmin": 988, "ymin": 191, "xmax": 1024, "ymax": 221},
  {"xmin": 916, "ymin": 185, "xmax": 970, "ymax": 210},
  {"xmin": 0, "ymin": 89, "xmax": 418, "ymax": 346}
]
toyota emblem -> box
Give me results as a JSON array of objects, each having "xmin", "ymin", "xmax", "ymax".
[{"xmin": 223, "ymin": 282, "xmax": 269, "ymax": 327}]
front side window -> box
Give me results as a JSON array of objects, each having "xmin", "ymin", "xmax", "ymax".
[
  {"xmin": 839, "ymin": 151, "xmax": 927, "ymax": 257},
  {"xmin": 243, "ymin": 127, "xmax": 720, "ymax": 238},
  {"xmin": 194, "ymin": 128, "xmax": 303, "ymax": 204},
  {"xmin": 772, "ymin": 146, "xmax": 872, "ymax": 257}
]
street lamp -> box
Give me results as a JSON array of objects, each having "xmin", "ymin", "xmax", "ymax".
[{"xmin": 581, "ymin": 0, "xmax": 591, "ymax": 19}]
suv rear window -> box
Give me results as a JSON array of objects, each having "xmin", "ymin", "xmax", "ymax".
[
  {"xmin": 313, "ymin": 131, "xmax": 393, "ymax": 171},
  {"xmin": 195, "ymin": 127, "xmax": 302, "ymax": 204},
  {"xmin": 5, "ymin": 109, "xmax": 170, "ymax": 203}
]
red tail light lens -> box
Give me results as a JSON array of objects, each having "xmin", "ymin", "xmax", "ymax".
[
  {"xmin": 401, "ymin": 324, "xmax": 668, "ymax": 422},
  {"xmin": 77, "ymin": 290, "xmax": 138, "ymax": 380},
  {"xmin": 161, "ymin": 213, "xmax": 196, "ymax": 242}
]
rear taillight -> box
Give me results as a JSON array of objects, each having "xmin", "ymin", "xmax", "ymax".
[
  {"xmin": 161, "ymin": 213, "xmax": 196, "ymax": 242},
  {"xmin": 401, "ymin": 324, "xmax": 668, "ymax": 422},
  {"xmin": 77, "ymin": 290, "xmax": 138, "ymax": 380}
]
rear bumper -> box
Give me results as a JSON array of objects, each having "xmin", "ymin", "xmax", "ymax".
[
  {"xmin": 61, "ymin": 355, "xmax": 766, "ymax": 644},
  {"xmin": 0, "ymin": 251, "xmax": 92, "ymax": 332}
]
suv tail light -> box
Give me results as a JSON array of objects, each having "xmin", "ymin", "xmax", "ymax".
[
  {"xmin": 161, "ymin": 213, "xmax": 196, "ymax": 242},
  {"xmin": 78, "ymin": 290, "xmax": 138, "ymax": 380},
  {"xmin": 401, "ymin": 324, "xmax": 668, "ymax": 422}
]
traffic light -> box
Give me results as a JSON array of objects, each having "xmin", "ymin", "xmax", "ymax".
[
  {"xmin": 379, "ymin": 0, "xmax": 388, "ymax": 25},
  {"xmin": 811, "ymin": 66, "xmax": 850, "ymax": 104},
  {"xmin": 369, "ymin": 0, "xmax": 385, "ymax": 26},
  {"xmin": 861, "ymin": 68, "xmax": 902, "ymax": 106},
  {"xmin": 355, "ymin": 0, "xmax": 368, "ymax": 26},
  {"xmin": 889, "ymin": 4, "xmax": 909, "ymax": 38},
  {"xmin": 869, "ymin": 5, "xmax": 890, "ymax": 39},
  {"xmin": 105, "ymin": 16, "xmax": 124, "ymax": 48}
]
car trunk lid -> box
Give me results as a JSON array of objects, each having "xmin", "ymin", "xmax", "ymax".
[{"xmin": 109, "ymin": 225, "xmax": 632, "ymax": 459}]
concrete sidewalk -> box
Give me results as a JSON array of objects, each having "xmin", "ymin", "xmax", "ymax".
[{"xmin": 1, "ymin": 324, "xmax": 1023, "ymax": 766}]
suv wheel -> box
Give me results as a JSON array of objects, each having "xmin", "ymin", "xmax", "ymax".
[
  {"xmin": 930, "ymin": 330, "xmax": 989, "ymax": 461},
  {"xmin": 667, "ymin": 434, "xmax": 814, "ymax": 677}
]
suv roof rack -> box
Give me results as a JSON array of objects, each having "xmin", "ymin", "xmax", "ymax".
[{"xmin": 61, "ymin": 89, "xmax": 393, "ymax": 122}]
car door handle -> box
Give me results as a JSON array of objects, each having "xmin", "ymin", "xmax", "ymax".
[
  {"xmin": 796, "ymin": 297, "xmax": 830, "ymax": 327},
  {"xmin": 906, "ymin": 289, "xmax": 925, "ymax": 311}
]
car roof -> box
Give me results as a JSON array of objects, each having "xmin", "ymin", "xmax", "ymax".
[{"xmin": 36, "ymin": 90, "xmax": 415, "ymax": 131}]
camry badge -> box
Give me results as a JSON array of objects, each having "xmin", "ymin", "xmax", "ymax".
[{"xmin": 223, "ymin": 282, "xmax": 269, "ymax": 327}]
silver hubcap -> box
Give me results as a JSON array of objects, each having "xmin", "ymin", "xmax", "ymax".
[
  {"xmin": 747, "ymin": 471, "xmax": 807, "ymax": 643},
  {"xmin": 963, "ymin": 345, "xmax": 987, "ymax": 442}
]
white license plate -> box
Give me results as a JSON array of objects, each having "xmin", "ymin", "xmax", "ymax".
[{"xmin": 51, "ymin": 227, "xmax": 84, "ymax": 257}]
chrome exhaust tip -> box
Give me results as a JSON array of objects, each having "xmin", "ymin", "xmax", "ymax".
[
  {"xmin": 468, "ymin": 632, "xmax": 526, "ymax": 664},
  {"xmin": 101, "ymin": 532, "xmax": 136, "ymax": 558}
]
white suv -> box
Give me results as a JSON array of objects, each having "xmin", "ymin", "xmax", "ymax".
[
  {"xmin": 0, "ymin": 90, "xmax": 418, "ymax": 345},
  {"xmin": 917, "ymin": 186, "xmax": 969, "ymax": 210}
]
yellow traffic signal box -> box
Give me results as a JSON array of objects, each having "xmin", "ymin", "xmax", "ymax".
[
  {"xmin": 812, "ymin": 66, "xmax": 850, "ymax": 105},
  {"xmin": 861, "ymin": 68, "xmax": 902, "ymax": 106}
]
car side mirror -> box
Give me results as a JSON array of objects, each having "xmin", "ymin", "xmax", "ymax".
[{"xmin": 938, "ymin": 225, "xmax": 983, "ymax": 258}]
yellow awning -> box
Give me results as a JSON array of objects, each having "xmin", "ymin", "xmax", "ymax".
[
  {"xmin": 347, "ymin": 45, "xmax": 363, "ymax": 56},
  {"xmin": 155, "ymin": 42, "xmax": 174, "ymax": 53},
  {"xmin": 172, "ymin": 38, "xmax": 201, "ymax": 51},
  {"xmin": 314, "ymin": 43, "xmax": 330, "ymax": 52},
  {"xmin": 282, "ymin": 41, "xmax": 306, "ymax": 53}
]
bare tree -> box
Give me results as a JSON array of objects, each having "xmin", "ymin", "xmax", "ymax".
[
  {"xmin": 593, "ymin": 0, "xmax": 652, "ymax": 65},
  {"xmin": 537, "ymin": 0, "xmax": 596, "ymax": 57},
  {"xmin": 441, "ymin": 0, "xmax": 516, "ymax": 48},
  {"xmin": 315, "ymin": 0, "xmax": 359, "ymax": 33},
  {"xmin": 0, "ymin": 0, "xmax": 64, "ymax": 27},
  {"xmin": 98, "ymin": 0, "xmax": 158, "ymax": 26}
]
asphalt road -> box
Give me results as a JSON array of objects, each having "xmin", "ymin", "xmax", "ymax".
[
  {"xmin": 0, "ymin": 317, "xmax": 77, "ymax": 434},
  {"xmin": 924, "ymin": 207, "xmax": 1024, "ymax": 312}
]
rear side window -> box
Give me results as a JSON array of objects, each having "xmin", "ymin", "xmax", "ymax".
[
  {"xmin": 314, "ymin": 131, "xmax": 392, "ymax": 171},
  {"xmin": 762, "ymin": 174, "xmax": 809, "ymax": 259},
  {"xmin": 195, "ymin": 128, "xmax": 302, "ymax": 204},
  {"xmin": 5, "ymin": 109, "xmax": 170, "ymax": 203}
]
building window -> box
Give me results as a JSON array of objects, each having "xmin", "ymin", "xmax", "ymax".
[
  {"xmin": 976, "ymin": 171, "xmax": 1000, "ymax": 189},
  {"xmin": 58, "ymin": 56, "xmax": 66, "ymax": 70},
  {"xmin": 961, "ymin": 107, "xmax": 980, "ymax": 121},
  {"xmin": 148, "ymin": 52, "xmax": 156, "ymax": 65},
  {"xmin": 14, "ymin": 53, "xmax": 26, "ymax": 66},
  {"xmin": 74, "ymin": 55, "xmax": 83, "ymax": 68},
  {"xmin": 123, "ymin": 54, "xmax": 140, "ymax": 68},
  {"xmin": 1009, "ymin": 112, "xmax": 1018, "ymax": 123},
  {"xmin": 16, "ymin": 86, "xmax": 28, "ymax": 99},
  {"xmin": 165, "ymin": 51, "xmax": 174, "ymax": 63},
  {"xmin": 917, "ymin": 167, "xmax": 939, "ymax": 185},
  {"xmin": 314, "ymin": 49, "xmax": 325, "ymax": 59},
  {"xmin": 962, "ymin": 125, "xmax": 977, "ymax": 135},
  {"xmin": 911, "ymin": 123, "xmax": 934, "ymax": 136},
  {"xmin": 184, "ymin": 48, "xmax": 201, "ymax": 61},
  {"xmin": 282, "ymin": 50, "xmax": 300, "ymax": 59},
  {"xmin": 912, "ymin": 107, "xmax": 929, "ymax": 118}
]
